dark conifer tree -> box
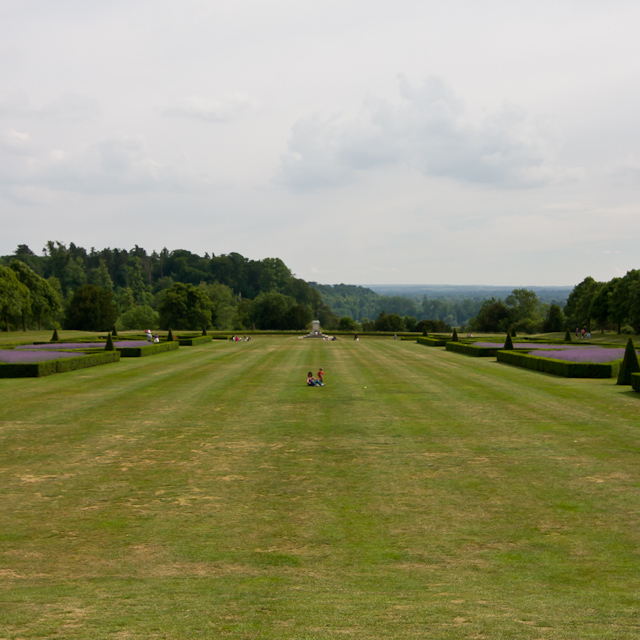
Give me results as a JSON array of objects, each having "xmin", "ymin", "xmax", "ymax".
[
  {"xmin": 504, "ymin": 332, "xmax": 514, "ymax": 350},
  {"xmin": 617, "ymin": 337, "xmax": 640, "ymax": 385}
]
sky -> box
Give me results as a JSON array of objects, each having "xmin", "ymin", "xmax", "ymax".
[{"xmin": 1, "ymin": 0, "xmax": 640, "ymax": 286}]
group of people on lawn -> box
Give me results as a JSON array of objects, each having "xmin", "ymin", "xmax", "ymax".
[{"xmin": 307, "ymin": 368, "xmax": 324, "ymax": 387}]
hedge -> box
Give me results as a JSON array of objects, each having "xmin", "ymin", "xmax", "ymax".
[
  {"xmin": 446, "ymin": 342, "xmax": 503, "ymax": 357},
  {"xmin": 118, "ymin": 341, "xmax": 180, "ymax": 357},
  {"xmin": 417, "ymin": 337, "xmax": 449, "ymax": 347},
  {"xmin": 497, "ymin": 350, "xmax": 620, "ymax": 378},
  {"xmin": 631, "ymin": 372, "xmax": 640, "ymax": 392},
  {"xmin": 0, "ymin": 351, "xmax": 120, "ymax": 378},
  {"xmin": 177, "ymin": 335, "xmax": 213, "ymax": 346}
]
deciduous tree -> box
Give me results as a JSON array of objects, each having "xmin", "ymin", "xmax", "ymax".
[
  {"xmin": 65, "ymin": 285, "xmax": 119, "ymax": 331},
  {"xmin": 0, "ymin": 265, "xmax": 30, "ymax": 331},
  {"xmin": 158, "ymin": 283, "xmax": 212, "ymax": 330}
]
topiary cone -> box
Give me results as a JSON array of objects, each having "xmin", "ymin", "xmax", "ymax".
[
  {"xmin": 451, "ymin": 328, "xmax": 459, "ymax": 342},
  {"xmin": 511, "ymin": 328, "xmax": 517, "ymax": 337},
  {"xmin": 564, "ymin": 329, "xmax": 572, "ymax": 342},
  {"xmin": 105, "ymin": 333, "xmax": 116, "ymax": 351},
  {"xmin": 51, "ymin": 328, "xmax": 60, "ymax": 342},
  {"xmin": 167, "ymin": 328, "xmax": 174, "ymax": 341},
  {"xmin": 617, "ymin": 337, "xmax": 640, "ymax": 385},
  {"xmin": 202, "ymin": 327, "xmax": 207, "ymax": 336},
  {"xmin": 111, "ymin": 325, "xmax": 118, "ymax": 337},
  {"xmin": 504, "ymin": 332, "xmax": 514, "ymax": 350}
]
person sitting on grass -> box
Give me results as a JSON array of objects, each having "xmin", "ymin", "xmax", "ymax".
[{"xmin": 307, "ymin": 371, "xmax": 323, "ymax": 386}]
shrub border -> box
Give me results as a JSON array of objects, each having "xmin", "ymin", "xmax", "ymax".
[
  {"xmin": 118, "ymin": 341, "xmax": 180, "ymax": 357},
  {"xmin": 631, "ymin": 372, "xmax": 640, "ymax": 392},
  {"xmin": 176, "ymin": 335, "xmax": 213, "ymax": 346},
  {"xmin": 0, "ymin": 351, "xmax": 121, "ymax": 378},
  {"xmin": 417, "ymin": 337, "xmax": 449, "ymax": 347},
  {"xmin": 497, "ymin": 350, "xmax": 620, "ymax": 378},
  {"xmin": 446, "ymin": 342, "xmax": 503, "ymax": 357}
]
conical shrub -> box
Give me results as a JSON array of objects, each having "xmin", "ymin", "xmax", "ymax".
[
  {"xmin": 167, "ymin": 328, "xmax": 174, "ymax": 341},
  {"xmin": 617, "ymin": 337, "xmax": 640, "ymax": 385},
  {"xmin": 50, "ymin": 328, "xmax": 60, "ymax": 342},
  {"xmin": 111, "ymin": 325, "xmax": 118, "ymax": 337},
  {"xmin": 451, "ymin": 328, "xmax": 459, "ymax": 342},
  {"xmin": 564, "ymin": 329, "xmax": 572, "ymax": 342},
  {"xmin": 511, "ymin": 328, "xmax": 517, "ymax": 337},
  {"xmin": 202, "ymin": 327, "xmax": 207, "ymax": 336},
  {"xmin": 104, "ymin": 333, "xmax": 115, "ymax": 351},
  {"xmin": 504, "ymin": 332, "xmax": 514, "ymax": 350}
]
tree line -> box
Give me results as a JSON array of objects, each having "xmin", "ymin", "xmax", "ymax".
[
  {"xmin": 467, "ymin": 272, "xmax": 640, "ymax": 335},
  {"xmin": 2, "ymin": 242, "xmax": 637, "ymax": 335},
  {"xmin": 563, "ymin": 273, "xmax": 640, "ymax": 334},
  {"xmin": 310, "ymin": 282, "xmax": 488, "ymax": 327},
  {"xmin": 0, "ymin": 243, "xmax": 337, "ymax": 332}
]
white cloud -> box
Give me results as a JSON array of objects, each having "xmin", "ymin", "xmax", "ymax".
[
  {"xmin": 609, "ymin": 153, "xmax": 640, "ymax": 181},
  {"xmin": 164, "ymin": 93, "xmax": 257, "ymax": 122},
  {"xmin": 279, "ymin": 76, "xmax": 571, "ymax": 191},
  {"xmin": 0, "ymin": 133, "xmax": 202, "ymax": 196},
  {"xmin": 0, "ymin": 128, "xmax": 31, "ymax": 154},
  {"xmin": 0, "ymin": 88, "xmax": 97, "ymax": 121},
  {"xmin": 0, "ymin": 87, "xmax": 29, "ymax": 115}
]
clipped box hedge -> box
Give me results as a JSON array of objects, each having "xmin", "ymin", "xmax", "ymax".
[
  {"xmin": 118, "ymin": 341, "xmax": 180, "ymax": 357},
  {"xmin": 417, "ymin": 337, "xmax": 449, "ymax": 347},
  {"xmin": 177, "ymin": 335, "xmax": 213, "ymax": 346},
  {"xmin": 631, "ymin": 372, "xmax": 640, "ymax": 392},
  {"xmin": 446, "ymin": 342, "xmax": 503, "ymax": 357},
  {"xmin": 0, "ymin": 351, "xmax": 120, "ymax": 378},
  {"xmin": 497, "ymin": 350, "xmax": 620, "ymax": 378}
]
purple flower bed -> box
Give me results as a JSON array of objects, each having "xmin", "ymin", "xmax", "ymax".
[
  {"xmin": 532, "ymin": 348, "xmax": 628, "ymax": 363},
  {"xmin": 472, "ymin": 342, "xmax": 586, "ymax": 350},
  {"xmin": 0, "ymin": 350, "xmax": 88, "ymax": 364},
  {"xmin": 469, "ymin": 341, "xmax": 637, "ymax": 363},
  {"xmin": 16, "ymin": 341, "xmax": 147, "ymax": 350}
]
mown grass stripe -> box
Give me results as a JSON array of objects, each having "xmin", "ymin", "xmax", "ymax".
[{"xmin": 2, "ymin": 336, "xmax": 640, "ymax": 639}]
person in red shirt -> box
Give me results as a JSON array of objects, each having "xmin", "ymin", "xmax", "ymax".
[{"xmin": 317, "ymin": 368, "xmax": 324, "ymax": 385}]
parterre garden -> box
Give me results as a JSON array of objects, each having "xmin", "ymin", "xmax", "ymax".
[{"xmin": 1, "ymin": 333, "xmax": 640, "ymax": 639}]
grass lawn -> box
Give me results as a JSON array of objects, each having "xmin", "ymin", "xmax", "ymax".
[{"xmin": 1, "ymin": 335, "xmax": 639, "ymax": 639}]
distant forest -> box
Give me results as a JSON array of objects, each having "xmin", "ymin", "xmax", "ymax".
[
  {"xmin": 310, "ymin": 283, "xmax": 570, "ymax": 328},
  {"xmin": 0, "ymin": 243, "xmax": 336, "ymax": 332},
  {"xmin": 1, "ymin": 243, "xmax": 637, "ymax": 335}
]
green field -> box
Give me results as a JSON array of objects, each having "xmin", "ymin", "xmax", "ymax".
[{"xmin": 1, "ymin": 335, "xmax": 639, "ymax": 639}]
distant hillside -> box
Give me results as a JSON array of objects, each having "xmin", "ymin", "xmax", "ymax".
[
  {"xmin": 310, "ymin": 282, "xmax": 572, "ymax": 327},
  {"xmin": 366, "ymin": 284, "xmax": 571, "ymax": 306}
]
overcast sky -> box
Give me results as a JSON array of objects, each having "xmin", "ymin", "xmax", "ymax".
[{"xmin": 1, "ymin": 1, "xmax": 639, "ymax": 286}]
